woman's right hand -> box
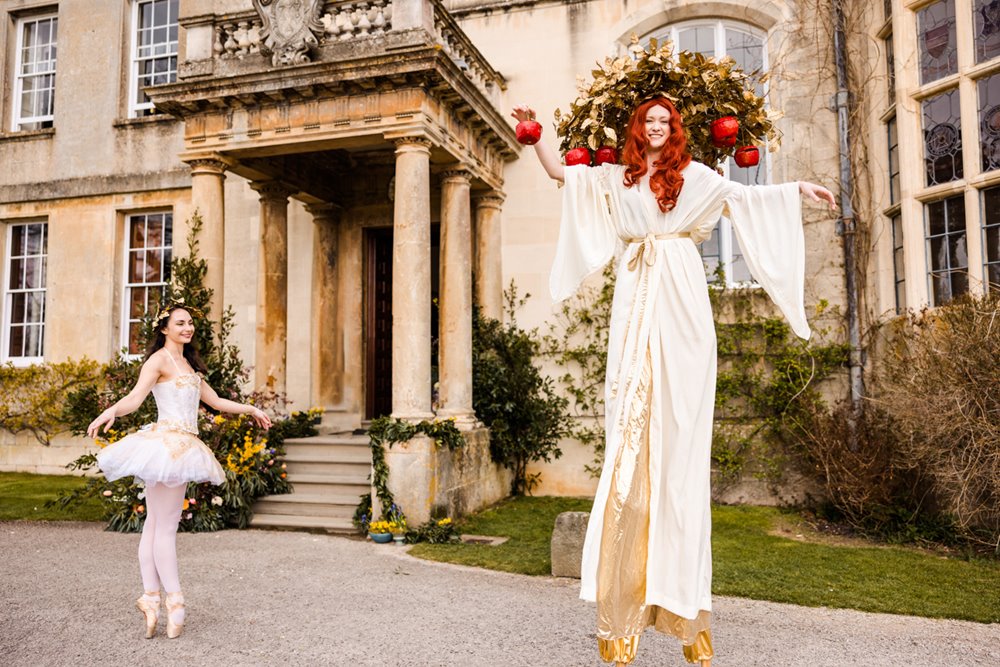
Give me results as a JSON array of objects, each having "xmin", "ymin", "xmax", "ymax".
[
  {"xmin": 510, "ymin": 104, "xmax": 537, "ymax": 123},
  {"xmin": 87, "ymin": 408, "xmax": 117, "ymax": 439}
]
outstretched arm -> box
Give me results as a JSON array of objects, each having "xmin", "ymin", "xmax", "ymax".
[
  {"xmin": 511, "ymin": 104, "xmax": 565, "ymax": 183},
  {"xmin": 798, "ymin": 181, "xmax": 837, "ymax": 211},
  {"xmin": 86, "ymin": 357, "xmax": 163, "ymax": 437},
  {"xmin": 199, "ymin": 382, "xmax": 272, "ymax": 430}
]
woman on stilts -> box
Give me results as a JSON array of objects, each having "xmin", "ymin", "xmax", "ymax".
[
  {"xmin": 512, "ymin": 98, "xmax": 836, "ymax": 666},
  {"xmin": 88, "ymin": 303, "xmax": 272, "ymax": 639}
]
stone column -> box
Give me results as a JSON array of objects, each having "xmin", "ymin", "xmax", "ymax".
[
  {"xmin": 185, "ymin": 156, "xmax": 227, "ymax": 315},
  {"xmin": 473, "ymin": 191, "xmax": 505, "ymax": 321},
  {"xmin": 307, "ymin": 203, "xmax": 342, "ymax": 409},
  {"xmin": 391, "ymin": 137, "xmax": 434, "ymax": 420},
  {"xmin": 250, "ymin": 180, "xmax": 295, "ymax": 397},
  {"xmin": 438, "ymin": 169, "xmax": 476, "ymax": 426}
]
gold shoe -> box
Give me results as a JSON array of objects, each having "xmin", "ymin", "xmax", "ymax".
[
  {"xmin": 134, "ymin": 591, "xmax": 160, "ymax": 639},
  {"xmin": 165, "ymin": 592, "xmax": 185, "ymax": 639}
]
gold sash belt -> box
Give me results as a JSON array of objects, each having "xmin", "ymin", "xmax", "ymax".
[{"xmin": 625, "ymin": 232, "xmax": 692, "ymax": 271}]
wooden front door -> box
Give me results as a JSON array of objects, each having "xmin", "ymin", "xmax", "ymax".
[{"xmin": 365, "ymin": 228, "xmax": 393, "ymax": 419}]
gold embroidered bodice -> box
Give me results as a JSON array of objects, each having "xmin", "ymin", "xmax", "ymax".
[{"xmin": 151, "ymin": 373, "xmax": 201, "ymax": 435}]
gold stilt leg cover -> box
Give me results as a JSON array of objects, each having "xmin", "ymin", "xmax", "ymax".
[{"xmin": 682, "ymin": 630, "xmax": 715, "ymax": 663}]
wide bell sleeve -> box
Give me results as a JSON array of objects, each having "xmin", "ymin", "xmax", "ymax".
[
  {"xmin": 549, "ymin": 165, "xmax": 618, "ymax": 302},
  {"xmin": 725, "ymin": 181, "xmax": 811, "ymax": 340}
]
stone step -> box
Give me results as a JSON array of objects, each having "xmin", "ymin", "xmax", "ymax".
[
  {"xmin": 254, "ymin": 493, "xmax": 360, "ymax": 519},
  {"xmin": 284, "ymin": 434, "xmax": 371, "ymax": 458},
  {"xmin": 249, "ymin": 513, "xmax": 357, "ymax": 535},
  {"xmin": 287, "ymin": 473, "xmax": 370, "ymax": 496},
  {"xmin": 284, "ymin": 455, "xmax": 370, "ymax": 477}
]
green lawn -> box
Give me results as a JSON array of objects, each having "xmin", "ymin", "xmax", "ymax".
[
  {"xmin": 410, "ymin": 496, "xmax": 1000, "ymax": 624},
  {"xmin": 0, "ymin": 472, "xmax": 104, "ymax": 522}
]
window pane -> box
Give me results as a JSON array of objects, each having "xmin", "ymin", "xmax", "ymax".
[
  {"xmin": 678, "ymin": 27, "xmax": 715, "ymax": 56},
  {"xmin": 974, "ymin": 0, "xmax": 1000, "ymax": 64},
  {"xmin": 25, "ymin": 292, "xmax": 44, "ymax": 323},
  {"xmin": 886, "ymin": 36, "xmax": 896, "ymax": 105},
  {"xmin": 9, "ymin": 258, "xmax": 24, "ymax": 290},
  {"xmin": 8, "ymin": 326, "xmax": 24, "ymax": 358},
  {"xmin": 10, "ymin": 293, "xmax": 26, "ymax": 324},
  {"xmin": 922, "ymin": 89, "xmax": 963, "ymax": 186},
  {"xmin": 984, "ymin": 185, "xmax": 1000, "ymax": 290},
  {"xmin": 918, "ymin": 0, "xmax": 958, "ymax": 84},
  {"xmin": 129, "ymin": 250, "xmax": 146, "ymax": 283},
  {"xmin": 892, "ymin": 214, "xmax": 906, "ymax": 313},
  {"xmin": 925, "ymin": 195, "xmax": 968, "ymax": 305},
  {"xmin": 979, "ymin": 74, "xmax": 1000, "ymax": 172},
  {"xmin": 145, "ymin": 249, "xmax": 163, "ymax": 282},
  {"xmin": 888, "ymin": 116, "xmax": 900, "ymax": 203},
  {"xmin": 24, "ymin": 324, "xmax": 42, "ymax": 358}
]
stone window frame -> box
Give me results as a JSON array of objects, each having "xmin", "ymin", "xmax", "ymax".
[
  {"xmin": 127, "ymin": 0, "xmax": 179, "ymax": 119},
  {"xmin": 9, "ymin": 9, "xmax": 58, "ymax": 132},
  {"xmin": 1, "ymin": 218, "xmax": 48, "ymax": 365},
  {"xmin": 120, "ymin": 210, "xmax": 173, "ymax": 357},
  {"xmin": 878, "ymin": 0, "xmax": 1000, "ymax": 314},
  {"xmin": 643, "ymin": 18, "xmax": 771, "ymax": 288}
]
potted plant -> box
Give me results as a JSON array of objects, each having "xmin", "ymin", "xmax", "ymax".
[
  {"xmin": 368, "ymin": 520, "xmax": 393, "ymax": 543},
  {"xmin": 389, "ymin": 518, "xmax": 408, "ymax": 544}
]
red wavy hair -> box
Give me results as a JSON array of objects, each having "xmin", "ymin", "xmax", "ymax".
[{"xmin": 622, "ymin": 97, "xmax": 692, "ymax": 213}]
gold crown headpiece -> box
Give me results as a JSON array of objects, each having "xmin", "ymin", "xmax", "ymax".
[{"xmin": 154, "ymin": 298, "xmax": 203, "ymax": 322}]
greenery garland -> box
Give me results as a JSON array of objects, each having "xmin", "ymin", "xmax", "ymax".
[
  {"xmin": 358, "ymin": 415, "xmax": 464, "ymax": 530},
  {"xmin": 555, "ymin": 37, "xmax": 779, "ymax": 166}
]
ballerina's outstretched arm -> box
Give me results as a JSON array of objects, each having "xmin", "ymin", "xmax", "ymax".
[
  {"xmin": 86, "ymin": 357, "xmax": 165, "ymax": 438},
  {"xmin": 199, "ymin": 382, "xmax": 272, "ymax": 430}
]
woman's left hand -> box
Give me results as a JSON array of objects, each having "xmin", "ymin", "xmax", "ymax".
[
  {"xmin": 799, "ymin": 181, "xmax": 838, "ymax": 211},
  {"xmin": 249, "ymin": 407, "xmax": 272, "ymax": 430}
]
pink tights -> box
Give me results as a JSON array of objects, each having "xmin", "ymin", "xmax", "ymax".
[{"xmin": 138, "ymin": 482, "xmax": 187, "ymax": 595}]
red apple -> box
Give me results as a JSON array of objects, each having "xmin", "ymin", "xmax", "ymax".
[
  {"xmin": 564, "ymin": 147, "xmax": 592, "ymax": 166},
  {"xmin": 515, "ymin": 120, "xmax": 542, "ymax": 145},
  {"xmin": 734, "ymin": 145, "xmax": 760, "ymax": 168},
  {"xmin": 594, "ymin": 146, "xmax": 619, "ymax": 166},
  {"xmin": 710, "ymin": 116, "xmax": 740, "ymax": 147}
]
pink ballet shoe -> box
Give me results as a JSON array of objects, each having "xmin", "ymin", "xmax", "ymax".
[
  {"xmin": 134, "ymin": 591, "xmax": 160, "ymax": 639},
  {"xmin": 165, "ymin": 591, "xmax": 185, "ymax": 639}
]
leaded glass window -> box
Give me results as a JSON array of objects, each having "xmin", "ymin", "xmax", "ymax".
[
  {"xmin": 885, "ymin": 36, "xmax": 896, "ymax": 105},
  {"xmin": 123, "ymin": 213, "xmax": 172, "ymax": 354},
  {"xmin": 983, "ymin": 186, "xmax": 1000, "ymax": 289},
  {"xmin": 130, "ymin": 0, "xmax": 179, "ymax": 117},
  {"xmin": 888, "ymin": 116, "xmax": 900, "ymax": 203},
  {"xmin": 891, "ymin": 214, "xmax": 906, "ymax": 314},
  {"xmin": 4, "ymin": 222, "xmax": 47, "ymax": 362},
  {"xmin": 12, "ymin": 15, "xmax": 58, "ymax": 131},
  {"xmin": 918, "ymin": 0, "xmax": 958, "ymax": 84},
  {"xmin": 974, "ymin": 0, "xmax": 1000, "ymax": 64},
  {"xmin": 922, "ymin": 89, "xmax": 963, "ymax": 186},
  {"xmin": 925, "ymin": 196, "xmax": 968, "ymax": 304},
  {"xmin": 979, "ymin": 73, "xmax": 1000, "ymax": 172}
]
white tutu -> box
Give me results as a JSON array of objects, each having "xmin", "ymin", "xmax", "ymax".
[
  {"xmin": 95, "ymin": 369, "xmax": 226, "ymax": 488},
  {"xmin": 96, "ymin": 424, "xmax": 226, "ymax": 488}
]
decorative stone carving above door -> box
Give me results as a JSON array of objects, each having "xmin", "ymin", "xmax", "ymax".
[{"xmin": 252, "ymin": 0, "xmax": 325, "ymax": 66}]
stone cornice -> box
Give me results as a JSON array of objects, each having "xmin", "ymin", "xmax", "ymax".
[{"xmin": 250, "ymin": 180, "xmax": 297, "ymax": 201}]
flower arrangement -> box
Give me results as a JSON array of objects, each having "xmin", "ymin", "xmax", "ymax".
[{"xmin": 554, "ymin": 36, "xmax": 780, "ymax": 167}]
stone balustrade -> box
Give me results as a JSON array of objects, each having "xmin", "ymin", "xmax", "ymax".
[{"xmin": 195, "ymin": 1, "xmax": 503, "ymax": 104}]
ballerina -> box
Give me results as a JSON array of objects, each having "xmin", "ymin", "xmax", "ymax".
[
  {"xmin": 512, "ymin": 98, "xmax": 835, "ymax": 666},
  {"xmin": 88, "ymin": 303, "xmax": 272, "ymax": 639}
]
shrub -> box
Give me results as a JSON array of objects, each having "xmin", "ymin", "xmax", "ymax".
[
  {"xmin": 0, "ymin": 359, "xmax": 102, "ymax": 445},
  {"xmin": 875, "ymin": 294, "xmax": 1000, "ymax": 550},
  {"xmin": 473, "ymin": 290, "xmax": 571, "ymax": 495}
]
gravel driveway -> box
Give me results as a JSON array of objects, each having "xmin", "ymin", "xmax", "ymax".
[{"xmin": 2, "ymin": 521, "xmax": 997, "ymax": 666}]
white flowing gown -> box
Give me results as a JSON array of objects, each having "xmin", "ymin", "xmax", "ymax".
[{"xmin": 550, "ymin": 161, "xmax": 810, "ymax": 656}]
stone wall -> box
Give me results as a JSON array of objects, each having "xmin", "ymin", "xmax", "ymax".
[{"xmin": 378, "ymin": 429, "xmax": 513, "ymax": 523}]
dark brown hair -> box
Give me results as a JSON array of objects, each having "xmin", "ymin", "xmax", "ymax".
[{"xmin": 143, "ymin": 306, "xmax": 208, "ymax": 374}]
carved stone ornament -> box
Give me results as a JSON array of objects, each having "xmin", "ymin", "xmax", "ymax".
[{"xmin": 252, "ymin": 0, "xmax": 325, "ymax": 66}]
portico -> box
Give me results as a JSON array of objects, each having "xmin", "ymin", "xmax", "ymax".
[{"xmin": 150, "ymin": 0, "xmax": 518, "ymax": 431}]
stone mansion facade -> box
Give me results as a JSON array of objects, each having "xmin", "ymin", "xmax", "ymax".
[{"xmin": 1, "ymin": 0, "xmax": 998, "ymax": 495}]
